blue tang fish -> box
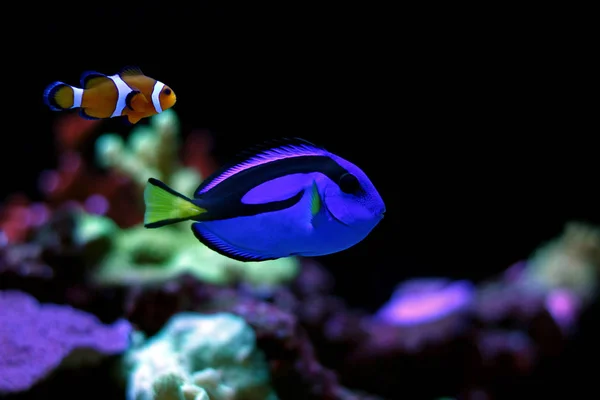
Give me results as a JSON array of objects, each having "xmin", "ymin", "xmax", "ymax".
[{"xmin": 143, "ymin": 138, "xmax": 386, "ymax": 262}]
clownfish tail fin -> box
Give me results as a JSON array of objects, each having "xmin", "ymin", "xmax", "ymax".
[
  {"xmin": 144, "ymin": 178, "xmax": 207, "ymax": 228},
  {"xmin": 43, "ymin": 81, "xmax": 84, "ymax": 111}
]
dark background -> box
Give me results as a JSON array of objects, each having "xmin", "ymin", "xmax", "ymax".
[{"xmin": 2, "ymin": 4, "xmax": 596, "ymax": 312}]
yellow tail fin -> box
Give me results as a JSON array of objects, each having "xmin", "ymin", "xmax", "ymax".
[
  {"xmin": 53, "ymin": 85, "xmax": 75, "ymax": 109},
  {"xmin": 43, "ymin": 81, "xmax": 78, "ymax": 110},
  {"xmin": 144, "ymin": 178, "xmax": 206, "ymax": 228}
]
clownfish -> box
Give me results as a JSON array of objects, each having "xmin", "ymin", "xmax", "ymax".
[{"xmin": 43, "ymin": 66, "xmax": 176, "ymax": 124}]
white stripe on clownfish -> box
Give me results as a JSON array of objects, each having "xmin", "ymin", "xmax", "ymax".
[
  {"xmin": 70, "ymin": 87, "xmax": 83, "ymax": 108},
  {"xmin": 151, "ymin": 81, "xmax": 165, "ymax": 113},
  {"xmin": 107, "ymin": 74, "xmax": 135, "ymax": 118}
]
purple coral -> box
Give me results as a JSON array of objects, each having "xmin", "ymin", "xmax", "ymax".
[
  {"xmin": 0, "ymin": 290, "xmax": 132, "ymax": 395},
  {"xmin": 374, "ymin": 278, "xmax": 475, "ymax": 326},
  {"xmin": 545, "ymin": 288, "xmax": 581, "ymax": 332}
]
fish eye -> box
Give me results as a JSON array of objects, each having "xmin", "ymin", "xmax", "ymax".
[
  {"xmin": 339, "ymin": 173, "xmax": 360, "ymax": 194},
  {"xmin": 163, "ymin": 88, "xmax": 172, "ymax": 95}
]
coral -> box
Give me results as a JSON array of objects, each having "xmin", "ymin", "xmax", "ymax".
[
  {"xmin": 124, "ymin": 312, "xmax": 277, "ymax": 400},
  {"xmin": 283, "ymin": 266, "xmax": 568, "ymax": 399},
  {"xmin": 472, "ymin": 281, "xmax": 565, "ymax": 357},
  {"xmin": 226, "ymin": 298, "xmax": 382, "ymax": 400},
  {"xmin": 52, "ymin": 112, "xmax": 101, "ymax": 151},
  {"xmin": 469, "ymin": 330, "xmax": 536, "ymax": 396},
  {"xmin": 0, "ymin": 206, "xmax": 86, "ymax": 288},
  {"xmin": 337, "ymin": 318, "xmax": 476, "ymax": 398},
  {"xmin": 2, "ymin": 109, "xmax": 599, "ymax": 400},
  {"xmin": 124, "ymin": 274, "xmax": 383, "ymax": 400},
  {"xmin": 120, "ymin": 253, "xmax": 576, "ymax": 399},
  {"xmin": 89, "ymin": 217, "xmax": 299, "ymax": 287},
  {"xmin": 0, "ymin": 290, "xmax": 132, "ymax": 395},
  {"xmin": 2, "ymin": 110, "xmax": 219, "ymax": 236},
  {"xmin": 0, "ymin": 207, "xmax": 131, "ymax": 325},
  {"xmin": 271, "ymin": 271, "xmax": 477, "ymax": 398},
  {"xmin": 544, "ymin": 288, "xmax": 582, "ymax": 332},
  {"xmin": 490, "ymin": 222, "xmax": 600, "ymax": 335},
  {"xmin": 520, "ymin": 221, "xmax": 600, "ymax": 300},
  {"xmin": 1, "ymin": 207, "xmax": 587, "ymax": 399},
  {"xmin": 181, "ymin": 129, "xmax": 220, "ymax": 180},
  {"xmin": 0, "ymin": 194, "xmax": 50, "ymax": 244},
  {"xmin": 34, "ymin": 113, "xmax": 142, "ymax": 228},
  {"xmin": 95, "ymin": 109, "xmax": 201, "ymax": 197},
  {"xmin": 39, "ymin": 151, "xmax": 141, "ymax": 227},
  {"xmin": 374, "ymin": 278, "xmax": 475, "ymax": 327},
  {"xmin": 1, "ymin": 207, "xmax": 584, "ymax": 400}
]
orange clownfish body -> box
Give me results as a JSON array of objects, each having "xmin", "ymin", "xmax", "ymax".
[{"xmin": 43, "ymin": 66, "xmax": 176, "ymax": 124}]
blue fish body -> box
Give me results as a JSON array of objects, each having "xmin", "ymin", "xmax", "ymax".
[{"xmin": 143, "ymin": 138, "xmax": 386, "ymax": 262}]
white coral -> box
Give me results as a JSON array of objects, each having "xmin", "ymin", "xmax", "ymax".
[{"xmin": 124, "ymin": 313, "xmax": 277, "ymax": 400}]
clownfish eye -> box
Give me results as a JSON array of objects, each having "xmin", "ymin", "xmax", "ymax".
[
  {"xmin": 163, "ymin": 88, "xmax": 172, "ymax": 95},
  {"xmin": 339, "ymin": 173, "xmax": 360, "ymax": 194}
]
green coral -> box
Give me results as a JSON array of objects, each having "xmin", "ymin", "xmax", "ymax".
[
  {"xmin": 95, "ymin": 109, "xmax": 201, "ymax": 195},
  {"xmin": 73, "ymin": 211, "xmax": 119, "ymax": 266},
  {"xmin": 88, "ymin": 219, "xmax": 298, "ymax": 286},
  {"xmin": 522, "ymin": 221, "xmax": 600, "ymax": 301},
  {"xmin": 124, "ymin": 312, "xmax": 278, "ymax": 400}
]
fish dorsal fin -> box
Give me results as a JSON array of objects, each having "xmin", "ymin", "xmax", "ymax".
[
  {"xmin": 194, "ymin": 137, "xmax": 329, "ymax": 197},
  {"xmin": 125, "ymin": 90, "xmax": 148, "ymax": 111},
  {"xmin": 119, "ymin": 66, "xmax": 144, "ymax": 77},
  {"xmin": 80, "ymin": 71, "xmax": 109, "ymax": 89}
]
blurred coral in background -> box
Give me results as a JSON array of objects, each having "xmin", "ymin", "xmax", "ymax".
[{"xmin": 1, "ymin": 110, "xmax": 599, "ymax": 400}]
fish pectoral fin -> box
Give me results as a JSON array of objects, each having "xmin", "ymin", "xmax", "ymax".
[
  {"xmin": 308, "ymin": 179, "xmax": 326, "ymax": 229},
  {"xmin": 309, "ymin": 180, "xmax": 322, "ymax": 218},
  {"xmin": 126, "ymin": 113, "xmax": 144, "ymax": 124},
  {"xmin": 191, "ymin": 223, "xmax": 279, "ymax": 262},
  {"xmin": 126, "ymin": 90, "xmax": 148, "ymax": 112}
]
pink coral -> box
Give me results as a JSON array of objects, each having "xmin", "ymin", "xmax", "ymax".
[
  {"xmin": 52, "ymin": 113, "xmax": 100, "ymax": 151},
  {"xmin": 182, "ymin": 129, "xmax": 219, "ymax": 178},
  {"xmin": 0, "ymin": 290, "xmax": 132, "ymax": 394},
  {"xmin": 0, "ymin": 195, "xmax": 50, "ymax": 244},
  {"xmin": 374, "ymin": 278, "xmax": 475, "ymax": 326}
]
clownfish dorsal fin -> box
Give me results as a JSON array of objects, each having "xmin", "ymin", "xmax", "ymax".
[
  {"xmin": 125, "ymin": 90, "xmax": 148, "ymax": 111},
  {"xmin": 80, "ymin": 71, "xmax": 110, "ymax": 89},
  {"xmin": 119, "ymin": 66, "xmax": 145, "ymax": 77}
]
